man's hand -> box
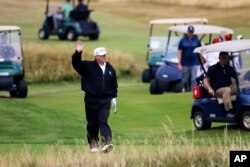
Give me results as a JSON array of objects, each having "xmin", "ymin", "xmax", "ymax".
[
  {"xmin": 111, "ymin": 98, "xmax": 117, "ymax": 114},
  {"xmin": 178, "ymin": 64, "xmax": 183, "ymax": 72},
  {"xmin": 208, "ymin": 88, "xmax": 215, "ymax": 97},
  {"xmin": 76, "ymin": 40, "xmax": 83, "ymax": 52}
]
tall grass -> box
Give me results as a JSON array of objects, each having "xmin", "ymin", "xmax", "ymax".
[
  {"xmin": 23, "ymin": 42, "xmax": 139, "ymax": 83},
  {"xmin": 0, "ymin": 129, "xmax": 249, "ymax": 167},
  {"xmin": 128, "ymin": 0, "xmax": 250, "ymax": 8}
]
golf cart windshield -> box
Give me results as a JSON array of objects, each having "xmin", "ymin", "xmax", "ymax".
[
  {"xmin": 0, "ymin": 27, "xmax": 22, "ymax": 64},
  {"xmin": 147, "ymin": 18, "xmax": 208, "ymax": 54},
  {"xmin": 194, "ymin": 40, "xmax": 250, "ymax": 92}
]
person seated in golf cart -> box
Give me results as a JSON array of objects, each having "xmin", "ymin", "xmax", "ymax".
[
  {"xmin": 70, "ymin": 0, "xmax": 90, "ymax": 21},
  {"xmin": 61, "ymin": 0, "xmax": 74, "ymax": 20},
  {"xmin": 204, "ymin": 52, "xmax": 237, "ymax": 117},
  {"xmin": 0, "ymin": 32, "xmax": 15, "ymax": 61},
  {"xmin": 75, "ymin": 0, "xmax": 88, "ymax": 11},
  {"xmin": 52, "ymin": 6, "xmax": 64, "ymax": 31}
]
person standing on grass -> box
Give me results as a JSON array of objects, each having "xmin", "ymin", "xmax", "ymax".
[
  {"xmin": 178, "ymin": 25, "xmax": 203, "ymax": 92},
  {"xmin": 72, "ymin": 40, "xmax": 118, "ymax": 153}
]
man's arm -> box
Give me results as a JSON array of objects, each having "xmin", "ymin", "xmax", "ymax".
[
  {"xmin": 204, "ymin": 77, "xmax": 215, "ymax": 96},
  {"xmin": 177, "ymin": 50, "xmax": 183, "ymax": 72},
  {"xmin": 72, "ymin": 40, "xmax": 84, "ymax": 75}
]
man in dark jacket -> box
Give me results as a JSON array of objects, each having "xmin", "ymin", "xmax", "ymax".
[{"xmin": 72, "ymin": 40, "xmax": 118, "ymax": 153}]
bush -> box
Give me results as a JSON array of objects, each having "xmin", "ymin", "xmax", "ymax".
[{"xmin": 23, "ymin": 43, "xmax": 139, "ymax": 83}]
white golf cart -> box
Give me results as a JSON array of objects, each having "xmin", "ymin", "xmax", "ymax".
[
  {"xmin": 150, "ymin": 24, "xmax": 234, "ymax": 94},
  {"xmin": 192, "ymin": 40, "xmax": 250, "ymax": 130},
  {"xmin": 142, "ymin": 18, "xmax": 208, "ymax": 83}
]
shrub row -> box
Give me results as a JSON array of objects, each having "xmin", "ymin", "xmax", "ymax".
[{"xmin": 23, "ymin": 43, "xmax": 139, "ymax": 83}]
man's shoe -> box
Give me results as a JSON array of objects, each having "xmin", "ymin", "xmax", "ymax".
[
  {"xmin": 101, "ymin": 144, "xmax": 113, "ymax": 153},
  {"xmin": 226, "ymin": 113, "xmax": 235, "ymax": 118},
  {"xmin": 90, "ymin": 147, "xmax": 99, "ymax": 153}
]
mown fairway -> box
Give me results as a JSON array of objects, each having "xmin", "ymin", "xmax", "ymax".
[
  {"xmin": 1, "ymin": 81, "xmax": 250, "ymax": 143},
  {"xmin": 1, "ymin": 0, "xmax": 250, "ymax": 166}
]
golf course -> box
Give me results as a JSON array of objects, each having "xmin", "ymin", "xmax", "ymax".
[{"xmin": 0, "ymin": 0, "xmax": 250, "ymax": 166}]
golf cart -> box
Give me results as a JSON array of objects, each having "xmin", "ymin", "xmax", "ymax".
[
  {"xmin": 149, "ymin": 24, "xmax": 234, "ymax": 94},
  {"xmin": 142, "ymin": 18, "xmax": 208, "ymax": 83},
  {"xmin": 0, "ymin": 26, "xmax": 28, "ymax": 98},
  {"xmin": 191, "ymin": 40, "xmax": 250, "ymax": 131},
  {"xmin": 38, "ymin": 0, "xmax": 100, "ymax": 41}
]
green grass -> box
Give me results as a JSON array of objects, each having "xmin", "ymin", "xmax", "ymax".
[
  {"xmin": 1, "ymin": 1, "xmax": 250, "ymax": 166},
  {"xmin": 0, "ymin": 81, "xmax": 249, "ymax": 146}
]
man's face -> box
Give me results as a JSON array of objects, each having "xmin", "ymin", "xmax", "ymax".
[
  {"xmin": 187, "ymin": 31, "xmax": 194, "ymax": 38},
  {"xmin": 219, "ymin": 55, "xmax": 229, "ymax": 66},
  {"xmin": 95, "ymin": 55, "xmax": 106, "ymax": 64}
]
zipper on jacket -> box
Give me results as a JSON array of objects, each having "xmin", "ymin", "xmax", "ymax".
[{"xmin": 102, "ymin": 75, "xmax": 105, "ymax": 93}]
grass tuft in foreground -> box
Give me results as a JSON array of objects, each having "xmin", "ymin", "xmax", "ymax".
[{"xmin": 0, "ymin": 128, "xmax": 249, "ymax": 167}]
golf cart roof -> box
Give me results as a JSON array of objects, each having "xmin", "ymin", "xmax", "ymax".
[
  {"xmin": 0, "ymin": 26, "xmax": 20, "ymax": 31},
  {"xmin": 169, "ymin": 24, "xmax": 233, "ymax": 35},
  {"xmin": 194, "ymin": 40, "xmax": 250, "ymax": 53},
  {"xmin": 149, "ymin": 18, "xmax": 208, "ymax": 25}
]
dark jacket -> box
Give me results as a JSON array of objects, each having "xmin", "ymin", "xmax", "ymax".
[{"xmin": 72, "ymin": 51, "xmax": 118, "ymax": 98}]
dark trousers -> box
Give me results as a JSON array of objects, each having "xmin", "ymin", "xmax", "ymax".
[{"xmin": 84, "ymin": 95, "xmax": 112, "ymax": 147}]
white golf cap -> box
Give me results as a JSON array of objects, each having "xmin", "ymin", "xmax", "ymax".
[{"xmin": 93, "ymin": 47, "xmax": 108, "ymax": 56}]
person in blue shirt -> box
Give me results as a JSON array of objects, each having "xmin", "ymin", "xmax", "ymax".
[{"xmin": 177, "ymin": 25, "xmax": 203, "ymax": 92}]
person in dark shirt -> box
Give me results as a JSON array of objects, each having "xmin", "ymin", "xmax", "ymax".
[
  {"xmin": 72, "ymin": 40, "xmax": 118, "ymax": 153},
  {"xmin": 204, "ymin": 52, "xmax": 237, "ymax": 116},
  {"xmin": 75, "ymin": 0, "xmax": 88, "ymax": 11}
]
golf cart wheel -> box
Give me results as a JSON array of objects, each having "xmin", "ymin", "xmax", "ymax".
[
  {"xmin": 38, "ymin": 28, "xmax": 49, "ymax": 40},
  {"xmin": 66, "ymin": 28, "xmax": 78, "ymax": 41},
  {"xmin": 142, "ymin": 69, "xmax": 150, "ymax": 83},
  {"xmin": 241, "ymin": 111, "xmax": 250, "ymax": 131},
  {"xmin": 150, "ymin": 79, "xmax": 163, "ymax": 95},
  {"xmin": 89, "ymin": 34, "xmax": 99, "ymax": 40},
  {"xmin": 9, "ymin": 90, "xmax": 18, "ymax": 97},
  {"xmin": 193, "ymin": 111, "xmax": 211, "ymax": 130},
  {"xmin": 17, "ymin": 80, "xmax": 28, "ymax": 98}
]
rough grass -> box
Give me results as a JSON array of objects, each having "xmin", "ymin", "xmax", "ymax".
[
  {"xmin": 128, "ymin": 0, "xmax": 250, "ymax": 8},
  {"xmin": 24, "ymin": 42, "xmax": 139, "ymax": 82},
  {"xmin": 0, "ymin": 129, "xmax": 249, "ymax": 167},
  {"xmin": 1, "ymin": 1, "xmax": 250, "ymax": 166},
  {"xmin": 93, "ymin": 0, "xmax": 250, "ymax": 29}
]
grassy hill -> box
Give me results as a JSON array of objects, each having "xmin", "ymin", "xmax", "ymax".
[{"xmin": 1, "ymin": 0, "xmax": 250, "ymax": 166}]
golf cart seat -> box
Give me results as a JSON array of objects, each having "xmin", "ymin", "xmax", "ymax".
[
  {"xmin": 69, "ymin": 10, "xmax": 91, "ymax": 21},
  {"xmin": 216, "ymin": 95, "xmax": 237, "ymax": 104},
  {"xmin": 45, "ymin": 15, "xmax": 54, "ymax": 31}
]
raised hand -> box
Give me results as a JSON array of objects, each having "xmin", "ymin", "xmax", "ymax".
[{"xmin": 76, "ymin": 40, "xmax": 83, "ymax": 52}]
